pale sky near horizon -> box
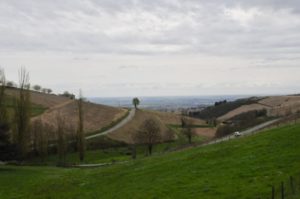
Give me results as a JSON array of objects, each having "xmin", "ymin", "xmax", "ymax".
[{"xmin": 0, "ymin": 0, "xmax": 300, "ymax": 97}]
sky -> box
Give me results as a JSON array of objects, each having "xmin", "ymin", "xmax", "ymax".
[{"xmin": 0, "ymin": 0, "xmax": 300, "ymax": 97}]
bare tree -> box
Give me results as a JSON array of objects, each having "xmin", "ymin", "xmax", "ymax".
[
  {"xmin": 65, "ymin": 123, "xmax": 77, "ymax": 152},
  {"xmin": 32, "ymin": 119, "xmax": 50, "ymax": 162},
  {"xmin": 0, "ymin": 69, "xmax": 15, "ymax": 160},
  {"xmin": 181, "ymin": 116, "xmax": 195, "ymax": 144},
  {"xmin": 77, "ymin": 90, "xmax": 85, "ymax": 162},
  {"xmin": 0, "ymin": 69, "xmax": 8, "ymax": 124},
  {"xmin": 135, "ymin": 117, "xmax": 161, "ymax": 156},
  {"xmin": 56, "ymin": 112, "xmax": 67, "ymax": 166},
  {"xmin": 14, "ymin": 68, "xmax": 31, "ymax": 159},
  {"xmin": 132, "ymin": 97, "xmax": 140, "ymax": 109},
  {"xmin": 46, "ymin": 89, "xmax": 52, "ymax": 94}
]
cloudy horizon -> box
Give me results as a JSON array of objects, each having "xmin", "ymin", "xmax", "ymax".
[{"xmin": 0, "ymin": 0, "xmax": 300, "ymax": 97}]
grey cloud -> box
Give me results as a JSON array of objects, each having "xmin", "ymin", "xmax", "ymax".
[{"xmin": 0, "ymin": 0, "xmax": 300, "ymax": 59}]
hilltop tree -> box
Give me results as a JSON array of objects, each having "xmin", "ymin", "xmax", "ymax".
[
  {"xmin": 33, "ymin": 85, "xmax": 41, "ymax": 92},
  {"xmin": 14, "ymin": 68, "xmax": 31, "ymax": 159},
  {"xmin": 132, "ymin": 97, "xmax": 140, "ymax": 109},
  {"xmin": 46, "ymin": 89, "xmax": 52, "ymax": 94},
  {"xmin": 181, "ymin": 116, "xmax": 195, "ymax": 144},
  {"xmin": 41, "ymin": 88, "xmax": 47, "ymax": 93},
  {"xmin": 62, "ymin": 91, "xmax": 75, "ymax": 99},
  {"xmin": 135, "ymin": 117, "xmax": 161, "ymax": 156},
  {"xmin": 6, "ymin": 81, "xmax": 16, "ymax": 88},
  {"xmin": 77, "ymin": 90, "xmax": 85, "ymax": 162}
]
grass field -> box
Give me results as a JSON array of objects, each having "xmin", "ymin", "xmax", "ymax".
[{"xmin": 1, "ymin": 123, "xmax": 300, "ymax": 199}]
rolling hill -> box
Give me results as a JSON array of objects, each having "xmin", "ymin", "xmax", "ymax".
[
  {"xmin": 107, "ymin": 109, "xmax": 206, "ymax": 144},
  {"xmin": 5, "ymin": 87, "xmax": 128, "ymax": 136},
  {"xmin": 218, "ymin": 95, "xmax": 300, "ymax": 121}
]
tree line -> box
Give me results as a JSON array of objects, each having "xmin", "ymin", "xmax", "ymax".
[{"xmin": 0, "ymin": 68, "xmax": 85, "ymax": 165}]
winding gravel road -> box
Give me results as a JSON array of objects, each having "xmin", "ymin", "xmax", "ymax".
[
  {"xmin": 203, "ymin": 118, "xmax": 281, "ymax": 146},
  {"xmin": 85, "ymin": 108, "xmax": 136, "ymax": 140}
]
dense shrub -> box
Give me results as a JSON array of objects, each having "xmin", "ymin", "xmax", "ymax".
[{"xmin": 0, "ymin": 123, "xmax": 17, "ymax": 161}]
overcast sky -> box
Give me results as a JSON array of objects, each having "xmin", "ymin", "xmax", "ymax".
[{"xmin": 0, "ymin": 0, "xmax": 300, "ymax": 97}]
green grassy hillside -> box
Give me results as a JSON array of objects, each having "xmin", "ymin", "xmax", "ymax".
[{"xmin": 1, "ymin": 124, "xmax": 300, "ymax": 199}]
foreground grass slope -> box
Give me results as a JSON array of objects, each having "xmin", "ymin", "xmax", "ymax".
[{"xmin": 1, "ymin": 124, "xmax": 300, "ymax": 199}]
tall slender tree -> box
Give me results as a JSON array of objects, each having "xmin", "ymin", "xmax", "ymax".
[
  {"xmin": 0, "ymin": 68, "xmax": 8, "ymax": 124},
  {"xmin": 0, "ymin": 69, "xmax": 15, "ymax": 160},
  {"xmin": 32, "ymin": 119, "xmax": 49, "ymax": 162},
  {"xmin": 14, "ymin": 68, "xmax": 31, "ymax": 159},
  {"xmin": 132, "ymin": 97, "xmax": 140, "ymax": 109},
  {"xmin": 56, "ymin": 112, "xmax": 67, "ymax": 166},
  {"xmin": 181, "ymin": 116, "xmax": 195, "ymax": 144},
  {"xmin": 77, "ymin": 90, "xmax": 85, "ymax": 162}
]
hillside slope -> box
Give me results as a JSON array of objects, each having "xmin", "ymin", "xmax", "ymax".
[
  {"xmin": 217, "ymin": 95, "xmax": 300, "ymax": 121},
  {"xmin": 107, "ymin": 109, "xmax": 206, "ymax": 144},
  {"xmin": 33, "ymin": 100, "xmax": 128, "ymax": 134},
  {"xmin": 5, "ymin": 87, "xmax": 128, "ymax": 135},
  {"xmin": 1, "ymin": 123, "xmax": 300, "ymax": 198}
]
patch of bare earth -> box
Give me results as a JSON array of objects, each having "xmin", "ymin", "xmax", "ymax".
[{"xmin": 194, "ymin": 128, "xmax": 216, "ymax": 138}]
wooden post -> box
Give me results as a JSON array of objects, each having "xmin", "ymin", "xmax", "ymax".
[
  {"xmin": 290, "ymin": 176, "xmax": 295, "ymax": 194},
  {"xmin": 131, "ymin": 144, "xmax": 136, "ymax": 160},
  {"xmin": 271, "ymin": 185, "xmax": 275, "ymax": 199},
  {"xmin": 281, "ymin": 181, "xmax": 285, "ymax": 199}
]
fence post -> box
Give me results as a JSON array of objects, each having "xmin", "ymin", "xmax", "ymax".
[
  {"xmin": 271, "ymin": 185, "xmax": 275, "ymax": 199},
  {"xmin": 290, "ymin": 176, "xmax": 295, "ymax": 194},
  {"xmin": 281, "ymin": 181, "xmax": 285, "ymax": 199}
]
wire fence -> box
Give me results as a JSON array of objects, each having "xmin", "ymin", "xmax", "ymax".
[{"xmin": 263, "ymin": 174, "xmax": 300, "ymax": 199}]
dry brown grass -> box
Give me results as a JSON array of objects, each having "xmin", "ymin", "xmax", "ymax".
[
  {"xmin": 5, "ymin": 87, "xmax": 70, "ymax": 108},
  {"xmin": 6, "ymin": 88, "xmax": 127, "ymax": 135},
  {"xmin": 259, "ymin": 96, "xmax": 300, "ymax": 107},
  {"xmin": 32, "ymin": 101, "xmax": 127, "ymax": 135},
  {"xmin": 194, "ymin": 128, "xmax": 216, "ymax": 138},
  {"xmin": 218, "ymin": 103, "xmax": 270, "ymax": 121},
  {"xmin": 148, "ymin": 110, "xmax": 206, "ymax": 125},
  {"xmin": 217, "ymin": 96, "xmax": 300, "ymax": 121}
]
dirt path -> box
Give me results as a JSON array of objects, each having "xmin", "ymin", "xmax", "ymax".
[{"xmin": 85, "ymin": 108, "xmax": 136, "ymax": 140}]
